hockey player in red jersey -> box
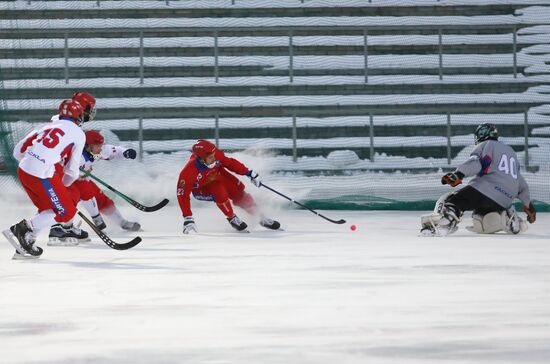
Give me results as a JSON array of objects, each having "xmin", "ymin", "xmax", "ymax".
[
  {"xmin": 176, "ymin": 139, "xmax": 280, "ymax": 234},
  {"xmin": 3, "ymin": 100, "xmax": 88, "ymax": 259},
  {"xmin": 61, "ymin": 129, "xmax": 141, "ymax": 235}
]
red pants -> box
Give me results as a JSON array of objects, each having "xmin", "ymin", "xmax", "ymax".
[
  {"xmin": 18, "ymin": 168, "xmax": 77, "ymax": 223},
  {"xmin": 68, "ymin": 179, "xmax": 114, "ymax": 211},
  {"xmin": 192, "ymin": 169, "xmax": 256, "ymax": 217}
]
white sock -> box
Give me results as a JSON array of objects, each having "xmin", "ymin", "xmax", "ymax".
[
  {"xmin": 61, "ymin": 218, "xmax": 74, "ymax": 228},
  {"xmin": 81, "ymin": 197, "xmax": 100, "ymax": 217},
  {"xmin": 29, "ymin": 210, "xmax": 56, "ymax": 234}
]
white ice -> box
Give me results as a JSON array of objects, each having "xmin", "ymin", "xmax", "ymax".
[{"xmin": 1, "ymin": 202, "xmax": 549, "ymax": 364}]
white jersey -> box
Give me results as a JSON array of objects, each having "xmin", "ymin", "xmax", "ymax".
[
  {"xmin": 13, "ymin": 119, "xmax": 85, "ymax": 185},
  {"xmin": 80, "ymin": 144, "xmax": 128, "ymax": 176}
]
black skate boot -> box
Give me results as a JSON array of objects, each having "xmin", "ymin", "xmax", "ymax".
[
  {"xmin": 259, "ymin": 216, "xmax": 281, "ymax": 230},
  {"xmin": 91, "ymin": 214, "xmax": 107, "ymax": 230},
  {"xmin": 120, "ymin": 220, "xmax": 141, "ymax": 232},
  {"xmin": 227, "ymin": 215, "xmax": 248, "ymax": 232},
  {"xmin": 48, "ymin": 223, "xmax": 90, "ymax": 246},
  {"xmin": 2, "ymin": 219, "xmax": 43, "ymax": 258}
]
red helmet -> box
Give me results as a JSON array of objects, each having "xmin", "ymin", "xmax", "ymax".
[
  {"xmin": 192, "ymin": 139, "xmax": 216, "ymax": 159},
  {"xmin": 72, "ymin": 91, "xmax": 96, "ymax": 122},
  {"xmin": 85, "ymin": 130, "xmax": 104, "ymax": 145},
  {"xmin": 58, "ymin": 100, "xmax": 84, "ymax": 123}
]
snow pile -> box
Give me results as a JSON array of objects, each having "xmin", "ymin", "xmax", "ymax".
[{"xmin": 326, "ymin": 150, "xmax": 360, "ymax": 168}]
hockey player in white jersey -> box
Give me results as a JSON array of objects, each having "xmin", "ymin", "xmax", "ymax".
[
  {"xmin": 62, "ymin": 129, "xmax": 141, "ymax": 233},
  {"xmin": 3, "ymin": 100, "xmax": 88, "ymax": 258},
  {"xmin": 45, "ymin": 91, "xmax": 97, "ymax": 244},
  {"xmin": 421, "ymin": 123, "xmax": 536, "ymax": 236}
]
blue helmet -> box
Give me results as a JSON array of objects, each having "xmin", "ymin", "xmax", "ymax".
[{"xmin": 474, "ymin": 123, "xmax": 499, "ymax": 144}]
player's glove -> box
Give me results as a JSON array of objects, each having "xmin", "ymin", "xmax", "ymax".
[
  {"xmin": 246, "ymin": 170, "xmax": 262, "ymax": 188},
  {"xmin": 523, "ymin": 203, "xmax": 536, "ymax": 223},
  {"xmin": 441, "ymin": 171, "xmax": 464, "ymax": 187},
  {"xmin": 123, "ymin": 149, "xmax": 137, "ymax": 159},
  {"xmin": 183, "ymin": 216, "xmax": 198, "ymax": 234}
]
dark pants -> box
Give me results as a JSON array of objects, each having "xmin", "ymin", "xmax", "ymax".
[{"xmin": 446, "ymin": 185, "xmax": 504, "ymax": 216}]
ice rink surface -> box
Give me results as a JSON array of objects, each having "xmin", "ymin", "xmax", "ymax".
[{"xmin": 1, "ymin": 205, "xmax": 549, "ymax": 364}]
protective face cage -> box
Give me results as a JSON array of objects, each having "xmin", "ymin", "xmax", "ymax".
[
  {"xmin": 84, "ymin": 105, "xmax": 97, "ymax": 122},
  {"xmin": 474, "ymin": 124, "xmax": 498, "ymax": 144}
]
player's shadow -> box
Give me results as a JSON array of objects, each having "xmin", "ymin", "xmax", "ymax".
[
  {"xmin": 38, "ymin": 258, "xmax": 190, "ymax": 271},
  {"xmin": 76, "ymin": 242, "xmax": 198, "ymax": 253}
]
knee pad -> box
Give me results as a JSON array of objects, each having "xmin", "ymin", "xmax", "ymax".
[
  {"xmin": 467, "ymin": 210, "xmax": 527, "ymax": 234},
  {"xmin": 466, "ymin": 212, "xmax": 502, "ymax": 234},
  {"xmin": 468, "ymin": 213, "xmax": 485, "ymax": 234},
  {"xmin": 483, "ymin": 212, "xmax": 504, "ymax": 234}
]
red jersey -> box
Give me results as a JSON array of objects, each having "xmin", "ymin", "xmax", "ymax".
[{"xmin": 177, "ymin": 148, "xmax": 249, "ymax": 216}]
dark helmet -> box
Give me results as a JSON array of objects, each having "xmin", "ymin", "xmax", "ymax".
[{"xmin": 474, "ymin": 123, "xmax": 499, "ymax": 144}]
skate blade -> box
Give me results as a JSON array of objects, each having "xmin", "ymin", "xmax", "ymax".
[
  {"xmin": 12, "ymin": 252, "xmax": 40, "ymax": 260},
  {"xmin": 48, "ymin": 237, "xmax": 79, "ymax": 247},
  {"xmin": 260, "ymin": 225, "xmax": 282, "ymax": 231},
  {"xmin": 121, "ymin": 227, "xmax": 142, "ymax": 232},
  {"xmin": 2, "ymin": 229, "xmax": 29, "ymax": 256},
  {"xmin": 419, "ymin": 229, "xmax": 439, "ymax": 237}
]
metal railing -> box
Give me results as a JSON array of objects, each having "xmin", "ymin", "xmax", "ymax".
[
  {"xmin": 134, "ymin": 112, "xmax": 533, "ymax": 170},
  {"xmin": 16, "ymin": 3, "xmax": 531, "ymax": 169},
  {"xmin": 56, "ymin": 27, "xmax": 520, "ymax": 85}
]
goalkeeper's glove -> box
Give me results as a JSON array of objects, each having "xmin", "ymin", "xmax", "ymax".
[
  {"xmin": 523, "ymin": 203, "xmax": 536, "ymax": 224},
  {"xmin": 441, "ymin": 171, "xmax": 465, "ymax": 187}
]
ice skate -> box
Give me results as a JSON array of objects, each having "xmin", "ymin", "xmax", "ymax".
[
  {"xmin": 503, "ymin": 207, "xmax": 527, "ymax": 234},
  {"xmin": 120, "ymin": 220, "xmax": 141, "ymax": 232},
  {"xmin": 420, "ymin": 213, "xmax": 441, "ymax": 236},
  {"xmin": 420, "ymin": 226, "xmax": 437, "ymax": 237},
  {"xmin": 259, "ymin": 216, "xmax": 281, "ymax": 230},
  {"xmin": 91, "ymin": 214, "xmax": 107, "ymax": 230},
  {"xmin": 2, "ymin": 220, "xmax": 43, "ymax": 257},
  {"xmin": 48, "ymin": 223, "xmax": 90, "ymax": 246},
  {"xmin": 227, "ymin": 215, "xmax": 249, "ymax": 232},
  {"xmin": 437, "ymin": 216, "xmax": 459, "ymax": 236},
  {"xmin": 420, "ymin": 207, "xmax": 459, "ymax": 237},
  {"xmin": 12, "ymin": 250, "xmax": 41, "ymax": 260}
]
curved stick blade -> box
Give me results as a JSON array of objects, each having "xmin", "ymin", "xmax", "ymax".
[{"xmin": 141, "ymin": 198, "xmax": 170, "ymax": 212}]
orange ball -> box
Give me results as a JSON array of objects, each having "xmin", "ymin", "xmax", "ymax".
[{"xmin": 350, "ymin": 224, "xmax": 357, "ymax": 231}]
